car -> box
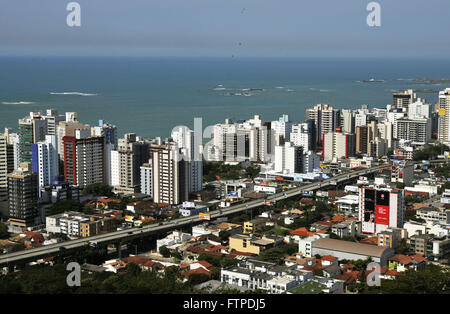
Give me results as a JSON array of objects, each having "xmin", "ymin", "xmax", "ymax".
[
  {"xmin": 59, "ymin": 246, "xmax": 67, "ymax": 251},
  {"xmin": 158, "ymin": 222, "xmax": 163, "ymax": 226},
  {"xmin": 128, "ymin": 231, "xmax": 133, "ymax": 234},
  {"xmin": 137, "ymin": 225, "xmax": 143, "ymax": 228}
]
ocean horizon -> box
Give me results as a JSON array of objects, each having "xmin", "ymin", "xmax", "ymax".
[{"xmin": 1, "ymin": 56, "xmax": 450, "ymax": 138}]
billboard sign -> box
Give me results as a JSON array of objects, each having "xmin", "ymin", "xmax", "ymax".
[
  {"xmin": 227, "ymin": 191, "xmax": 239, "ymax": 198},
  {"xmin": 125, "ymin": 215, "xmax": 134, "ymax": 222},
  {"xmin": 199, "ymin": 213, "xmax": 211, "ymax": 220},
  {"xmin": 375, "ymin": 205, "xmax": 390, "ymax": 225}
]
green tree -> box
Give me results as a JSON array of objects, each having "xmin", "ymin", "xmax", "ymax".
[
  {"xmin": 82, "ymin": 183, "xmax": 113, "ymax": 196},
  {"xmin": 0, "ymin": 222, "xmax": 8, "ymax": 238},
  {"xmin": 159, "ymin": 245, "xmax": 171, "ymax": 258},
  {"xmin": 50, "ymin": 200, "xmax": 84, "ymax": 215},
  {"xmin": 125, "ymin": 262, "xmax": 141, "ymax": 276}
]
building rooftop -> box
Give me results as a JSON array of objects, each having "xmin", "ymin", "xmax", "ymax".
[{"xmin": 313, "ymin": 238, "xmax": 392, "ymax": 258}]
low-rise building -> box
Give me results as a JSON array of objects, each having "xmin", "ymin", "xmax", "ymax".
[{"xmin": 310, "ymin": 238, "xmax": 395, "ymax": 266}]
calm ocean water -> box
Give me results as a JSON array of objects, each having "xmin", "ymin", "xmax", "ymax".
[{"xmin": 1, "ymin": 56, "xmax": 450, "ymax": 138}]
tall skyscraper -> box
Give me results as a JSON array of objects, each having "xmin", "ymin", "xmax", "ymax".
[
  {"xmin": 42, "ymin": 109, "xmax": 65, "ymax": 136},
  {"xmin": 211, "ymin": 115, "xmax": 269, "ymax": 163},
  {"xmin": 56, "ymin": 120, "xmax": 90, "ymax": 161},
  {"xmin": 92, "ymin": 120, "xmax": 118, "ymax": 186},
  {"xmin": 112, "ymin": 133, "xmax": 149, "ymax": 194},
  {"xmin": 290, "ymin": 121, "xmax": 313, "ymax": 151},
  {"xmin": 271, "ymin": 114, "xmax": 293, "ymax": 145},
  {"xmin": 274, "ymin": 142, "xmax": 303, "ymax": 174},
  {"xmin": 0, "ymin": 134, "xmax": 8, "ymax": 204},
  {"xmin": 32, "ymin": 135, "xmax": 59, "ymax": 195},
  {"xmin": 393, "ymin": 89, "xmax": 417, "ymax": 111},
  {"xmin": 305, "ymin": 104, "xmax": 339, "ymax": 147},
  {"xmin": 151, "ymin": 141, "xmax": 189, "ymax": 205},
  {"xmin": 355, "ymin": 126, "xmax": 368, "ymax": 154},
  {"xmin": 396, "ymin": 118, "xmax": 431, "ymax": 145},
  {"xmin": 140, "ymin": 160, "xmax": 153, "ymax": 197},
  {"xmin": 7, "ymin": 163, "xmax": 39, "ymax": 228},
  {"xmin": 438, "ymin": 88, "xmax": 450, "ymax": 142},
  {"xmin": 18, "ymin": 112, "xmax": 48, "ymax": 166},
  {"xmin": 322, "ymin": 130, "xmax": 355, "ymax": 162},
  {"xmin": 171, "ymin": 126, "xmax": 202, "ymax": 193},
  {"xmin": 341, "ymin": 109, "xmax": 355, "ymax": 134},
  {"xmin": 63, "ymin": 132, "xmax": 105, "ymax": 188}
]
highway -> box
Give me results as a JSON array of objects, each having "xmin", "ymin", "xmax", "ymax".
[{"xmin": 0, "ymin": 161, "xmax": 421, "ymax": 267}]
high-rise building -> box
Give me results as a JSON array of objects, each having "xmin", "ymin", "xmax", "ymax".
[
  {"xmin": 359, "ymin": 186, "xmax": 404, "ymax": 234},
  {"xmin": 0, "ymin": 134, "xmax": 8, "ymax": 205},
  {"xmin": 341, "ymin": 109, "xmax": 355, "ymax": 134},
  {"xmin": 171, "ymin": 126, "xmax": 203, "ymax": 193},
  {"xmin": 396, "ymin": 118, "xmax": 431, "ymax": 145},
  {"xmin": 355, "ymin": 126, "xmax": 368, "ymax": 154},
  {"xmin": 42, "ymin": 109, "xmax": 65, "ymax": 136},
  {"xmin": 438, "ymin": 88, "xmax": 450, "ymax": 142},
  {"xmin": 408, "ymin": 99, "xmax": 430, "ymax": 120},
  {"xmin": 274, "ymin": 142, "xmax": 303, "ymax": 174},
  {"xmin": 368, "ymin": 137, "xmax": 388, "ymax": 158},
  {"xmin": 112, "ymin": 133, "xmax": 149, "ymax": 194},
  {"xmin": 140, "ymin": 160, "xmax": 152, "ymax": 197},
  {"xmin": 211, "ymin": 115, "xmax": 269, "ymax": 163},
  {"xmin": 322, "ymin": 130, "xmax": 355, "ymax": 162},
  {"xmin": 393, "ymin": 89, "xmax": 417, "ymax": 111},
  {"xmin": 7, "ymin": 163, "xmax": 39, "ymax": 228},
  {"xmin": 271, "ymin": 114, "xmax": 292, "ymax": 145},
  {"xmin": 32, "ymin": 135, "xmax": 59, "ymax": 195},
  {"xmin": 151, "ymin": 142, "xmax": 189, "ymax": 205},
  {"xmin": 355, "ymin": 113, "xmax": 367, "ymax": 128},
  {"xmin": 305, "ymin": 104, "xmax": 339, "ymax": 147},
  {"xmin": 93, "ymin": 120, "xmax": 118, "ymax": 187},
  {"xmin": 18, "ymin": 112, "xmax": 48, "ymax": 166},
  {"xmin": 290, "ymin": 121, "xmax": 313, "ymax": 151},
  {"xmin": 63, "ymin": 132, "xmax": 105, "ymax": 188},
  {"xmin": 377, "ymin": 122, "xmax": 393, "ymax": 150},
  {"xmin": 303, "ymin": 150, "xmax": 320, "ymax": 173},
  {"xmin": 57, "ymin": 120, "xmax": 91, "ymax": 169}
]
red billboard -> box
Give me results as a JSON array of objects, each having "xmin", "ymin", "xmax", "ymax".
[{"xmin": 375, "ymin": 205, "xmax": 389, "ymax": 225}]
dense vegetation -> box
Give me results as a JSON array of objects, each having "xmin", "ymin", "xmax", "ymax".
[
  {"xmin": 0, "ymin": 222, "xmax": 8, "ymax": 238},
  {"xmin": 202, "ymin": 161, "xmax": 260, "ymax": 182},
  {"xmin": 414, "ymin": 144, "xmax": 450, "ymax": 161},
  {"xmin": 257, "ymin": 244, "xmax": 298, "ymax": 264},
  {"xmin": 365, "ymin": 264, "xmax": 450, "ymax": 294},
  {"xmin": 82, "ymin": 183, "xmax": 114, "ymax": 196}
]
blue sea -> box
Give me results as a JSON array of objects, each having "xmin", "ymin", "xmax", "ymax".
[{"xmin": 1, "ymin": 56, "xmax": 450, "ymax": 138}]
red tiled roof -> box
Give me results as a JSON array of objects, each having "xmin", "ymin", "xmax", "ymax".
[
  {"xmin": 322, "ymin": 255, "xmax": 337, "ymax": 262},
  {"xmin": 290, "ymin": 227, "xmax": 314, "ymax": 237},
  {"xmin": 182, "ymin": 267, "xmax": 211, "ymax": 279},
  {"xmin": 389, "ymin": 254, "xmax": 413, "ymax": 265},
  {"xmin": 411, "ymin": 254, "xmax": 427, "ymax": 263},
  {"xmin": 194, "ymin": 260, "xmax": 213, "ymax": 269},
  {"xmin": 314, "ymin": 221, "xmax": 334, "ymax": 226},
  {"xmin": 331, "ymin": 215, "xmax": 346, "ymax": 222}
]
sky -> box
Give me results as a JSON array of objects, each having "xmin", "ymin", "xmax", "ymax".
[{"xmin": 1, "ymin": 0, "xmax": 450, "ymax": 58}]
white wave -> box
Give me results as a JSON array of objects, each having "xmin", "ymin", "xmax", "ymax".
[
  {"xmin": 213, "ymin": 88, "xmax": 226, "ymax": 91},
  {"xmin": 2, "ymin": 101, "xmax": 35, "ymax": 105},
  {"xmin": 50, "ymin": 92, "xmax": 98, "ymax": 96},
  {"xmin": 275, "ymin": 86, "xmax": 285, "ymax": 89},
  {"xmin": 309, "ymin": 88, "xmax": 331, "ymax": 92}
]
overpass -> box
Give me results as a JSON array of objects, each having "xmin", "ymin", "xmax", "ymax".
[{"xmin": 0, "ymin": 162, "xmax": 404, "ymax": 267}]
